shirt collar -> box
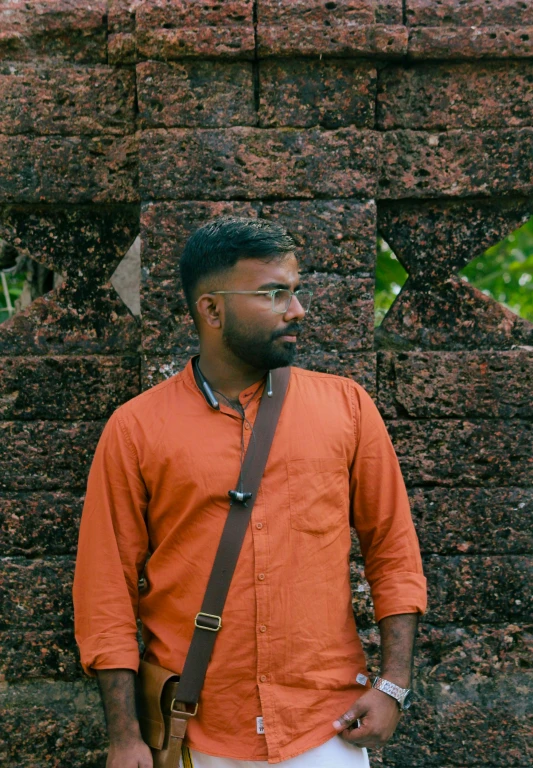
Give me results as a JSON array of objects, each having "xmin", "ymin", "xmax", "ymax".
[{"xmin": 186, "ymin": 355, "xmax": 268, "ymax": 412}]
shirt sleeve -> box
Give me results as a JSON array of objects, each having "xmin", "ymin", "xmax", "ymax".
[
  {"xmin": 349, "ymin": 383, "xmax": 427, "ymax": 622},
  {"xmin": 73, "ymin": 408, "xmax": 149, "ymax": 676}
]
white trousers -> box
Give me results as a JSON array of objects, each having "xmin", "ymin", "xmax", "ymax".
[{"xmin": 181, "ymin": 736, "xmax": 370, "ymax": 767}]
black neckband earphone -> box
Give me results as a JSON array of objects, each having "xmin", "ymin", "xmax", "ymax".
[{"xmin": 192, "ymin": 356, "xmax": 273, "ymax": 411}]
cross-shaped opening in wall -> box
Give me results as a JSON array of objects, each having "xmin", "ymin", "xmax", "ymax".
[
  {"xmin": 458, "ymin": 216, "xmax": 533, "ymax": 322},
  {"xmin": 375, "ymin": 215, "xmax": 533, "ymax": 330},
  {"xmin": 0, "ymin": 235, "xmax": 141, "ymax": 325}
]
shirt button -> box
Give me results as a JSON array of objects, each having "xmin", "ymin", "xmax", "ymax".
[
  {"xmin": 258, "ymin": 573, "xmax": 265, "ymax": 581},
  {"xmin": 255, "ymin": 522, "xmax": 263, "ymax": 530},
  {"xmin": 259, "ymin": 625, "xmax": 267, "ymax": 633},
  {"xmin": 244, "ymin": 423, "xmax": 251, "ymax": 430},
  {"xmin": 260, "ymin": 675, "xmax": 267, "ymax": 682}
]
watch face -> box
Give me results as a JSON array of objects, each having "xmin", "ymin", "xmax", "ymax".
[{"xmin": 402, "ymin": 690, "xmax": 413, "ymax": 710}]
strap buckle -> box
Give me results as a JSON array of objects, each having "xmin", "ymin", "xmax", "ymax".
[
  {"xmin": 171, "ymin": 699, "xmax": 199, "ymax": 717},
  {"xmin": 195, "ymin": 612, "xmax": 222, "ymax": 632}
]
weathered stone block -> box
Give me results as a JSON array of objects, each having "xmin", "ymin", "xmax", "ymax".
[
  {"xmin": 258, "ymin": 1, "xmax": 406, "ymax": 55},
  {"xmin": 375, "ymin": 278, "xmax": 533, "ymax": 351},
  {"xmin": 379, "ymin": 128, "xmax": 533, "ymax": 198},
  {"xmin": 141, "ymin": 280, "xmax": 197, "ymax": 354},
  {"xmin": 297, "ymin": 352, "xmax": 377, "ymax": 395},
  {"xmin": 405, "ymin": 0, "xmax": 533, "ymax": 26},
  {"xmin": 258, "ymin": 22, "xmax": 408, "ymax": 57},
  {"xmin": 408, "ymin": 487, "xmax": 533, "ymax": 555},
  {"xmin": 0, "ymin": 63, "xmax": 135, "ymax": 136},
  {"xmin": 259, "ymin": 59, "xmax": 376, "ymax": 128},
  {"xmin": 136, "ymin": 27, "xmax": 256, "ymax": 61},
  {"xmin": 137, "ymin": 0, "xmax": 254, "ymax": 27},
  {"xmin": 0, "ymin": 356, "xmax": 139, "ymax": 420},
  {"xmin": 108, "ymin": 0, "xmax": 138, "ymax": 33},
  {"xmin": 376, "ymin": 1, "xmax": 403, "ymax": 25},
  {"xmin": 413, "ymin": 623, "xmax": 532, "ymax": 682},
  {"xmin": 377, "ymin": 351, "xmax": 533, "ymax": 419},
  {"xmin": 260, "ymin": 200, "xmax": 376, "ymax": 276},
  {"xmin": 424, "ymin": 555, "xmax": 532, "ymax": 626},
  {"xmin": 0, "ymin": 286, "xmax": 141, "ymax": 357},
  {"xmin": 138, "ymin": 61, "xmax": 256, "ymax": 128},
  {"xmin": 377, "ymin": 61, "xmax": 533, "ymax": 130},
  {"xmin": 0, "ymin": 557, "xmax": 78, "ymax": 680},
  {"xmin": 0, "ymin": 491, "xmax": 83, "ymax": 556},
  {"xmin": 259, "ymin": 0, "xmax": 376, "ymax": 24},
  {"xmin": 0, "ymin": 203, "xmax": 140, "ymax": 279},
  {"xmin": 141, "ymin": 128, "xmax": 379, "ymax": 200},
  {"xmin": 0, "ymin": 0, "xmax": 107, "ymax": 63},
  {"xmin": 136, "ymin": 0, "xmax": 255, "ymax": 60},
  {"xmin": 0, "ymin": 135, "xmax": 138, "ymax": 203},
  {"xmin": 297, "ymin": 272, "xmax": 375, "ymax": 353},
  {"xmin": 0, "ymin": 422, "xmax": 104, "ymax": 492},
  {"xmin": 377, "ymin": 198, "xmax": 533, "ymax": 288},
  {"xmin": 388, "ymin": 419, "xmax": 533, "ymax": 487},
  {"xmin": 0, "ymin": 628, "xmax": 80, "ymax": 683},
  {"xmin": 0, "ymin": 680, "xmax": 106, "ymax": 766},
  {"xmin": 383, "ymin": 669, "xmax": 533, "ymax": 767},
  {"xmin": 408, "ymin": 25, "xmax": 533, "ymax": 60},
  {"xmin": 108, "ymin": 31, "xmax": 137, "ymax": 64}
]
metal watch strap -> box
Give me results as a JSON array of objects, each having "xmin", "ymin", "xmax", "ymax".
[
  {"xmin": 175, "ymin": 366, "xmax": 290, "ymax": 706},
  {"xmin": 372, "ymin": 677, "xmax": 412, "ymax": 710}
]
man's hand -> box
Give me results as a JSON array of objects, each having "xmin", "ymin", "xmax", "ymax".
[
  {"xmin": 333, "ymin": 688, "xmax": 401, "ymax": 749},
  {"xmin": 107, "ymin": 736, "xmax": 153, "ymax": 768},
  {"xmin": 96, "ymin": 669, "xmax": 153, "ymax": 767}
]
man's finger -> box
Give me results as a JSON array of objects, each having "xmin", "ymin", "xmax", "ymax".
[{"xmin": 333, "ymin": 710, "xmax": 362, "ymax": 731}]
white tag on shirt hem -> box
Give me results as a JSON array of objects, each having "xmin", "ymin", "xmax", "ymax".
[{"xmin": 256, "ymin": 716, "xmax": 265, "ymax": 734}]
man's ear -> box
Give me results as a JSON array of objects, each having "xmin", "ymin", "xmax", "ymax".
[{"xmin": 195, "ymin": 293, "xmax": 222, "ymax": 329}]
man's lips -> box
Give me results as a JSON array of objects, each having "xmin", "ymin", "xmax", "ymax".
[
  {"xmin": 274, "ymin": 328, "xmax": 300, "ymax": 343},
  {"xmin": 278, "ymin": 334, "xmax": 298, "ymax": 342}
]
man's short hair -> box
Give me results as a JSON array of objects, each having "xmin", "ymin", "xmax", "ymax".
[{"xmin": 180, "ymin": 217, "xmax": 295, "ymax": 318}]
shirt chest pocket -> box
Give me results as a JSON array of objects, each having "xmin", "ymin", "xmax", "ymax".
[{"xmin": 287, "ymin": 458, "xmax": 349, "ymax": 537}]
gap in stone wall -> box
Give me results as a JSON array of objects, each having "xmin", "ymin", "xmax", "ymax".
[
  {"xmin": 0, "ymin": 238, "xmax": 65, "ymax": 322},
  {"xmin": 376, "ymin": 213, "xmax": 533, "ymax": 340},
  {"xmin": 0, "ymin": 235, "xmax": 142, "ymax": 324},
  {"xmin": 459, "ymin": 214, "xmax": 533, "ymax": 323},
  {"xmin": 374, "ymin": 236, "xmax": 408, "ymax": 328}
]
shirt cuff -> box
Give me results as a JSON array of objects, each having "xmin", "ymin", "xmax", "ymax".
[
  {"xmin": 77, "ymin": 633, "xmax": 141, "ymax": 678},
  {"xmin": 368, "ymin": 571, "xmax": 428, "ymax": 623}
]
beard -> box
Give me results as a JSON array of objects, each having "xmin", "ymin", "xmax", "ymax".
[{"xmin": 222, "ymin": 311, "xmax": 299, "ymax": 370}]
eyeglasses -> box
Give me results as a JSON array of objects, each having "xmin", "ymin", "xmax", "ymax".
[{"xmin": 209, "ymin": 289, "xmax": 313, "ymax": 314}]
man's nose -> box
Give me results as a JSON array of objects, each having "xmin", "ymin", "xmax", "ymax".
[{"xmin": 284, "ymin": 294, "xmax": 306, "ymax": 321}]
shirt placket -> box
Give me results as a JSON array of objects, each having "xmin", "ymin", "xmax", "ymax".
[{"xmin": 239, "ymin": 390, "xmax": 280, "ymax": 758}]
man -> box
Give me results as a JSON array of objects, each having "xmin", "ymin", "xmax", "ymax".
[{"xmin": 73, "ymin": 217, "xmax": 427, "ymax": 768}]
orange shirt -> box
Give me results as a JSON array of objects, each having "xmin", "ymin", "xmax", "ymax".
[{"xmin": 73, "ymin": 360, "xmax": 427, "ymax": 764}]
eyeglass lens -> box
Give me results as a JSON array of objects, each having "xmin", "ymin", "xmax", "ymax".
[{"xmin": 272, "ymin": 289, "xmax": 312, "ymax": 313}]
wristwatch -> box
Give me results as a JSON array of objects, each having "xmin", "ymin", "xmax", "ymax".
[{"xmin": 372, "ymin": 677, "xmax": 413, "ymax": 711}]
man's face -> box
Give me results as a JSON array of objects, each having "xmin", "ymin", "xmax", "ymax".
[{"xmin": 218, "ymin": 253, "xmax": 307, "ymax": 370}]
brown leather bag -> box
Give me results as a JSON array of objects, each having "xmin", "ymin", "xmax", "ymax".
[
  {"xmin": 136, "ymin": 367, "xmax": 290, "ymax": 767},
  {"xmin": 136, "ymin": 660, "xmax": 194, "ymax": 768}
]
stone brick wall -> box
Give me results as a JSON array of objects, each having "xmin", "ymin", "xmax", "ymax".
[{"xmin": 0, "ymin": 2, "xmax": 531, "ymax": 766}]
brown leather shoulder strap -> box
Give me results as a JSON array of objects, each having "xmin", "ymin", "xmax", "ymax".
[{"xmin": 175, "ymin": 365, "xmax": 291, "ymax": 705}]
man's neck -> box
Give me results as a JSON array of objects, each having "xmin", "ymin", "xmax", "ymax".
[{"xmin": 196, "ymin": 353, "xmax": 267, "ymax": 402}]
